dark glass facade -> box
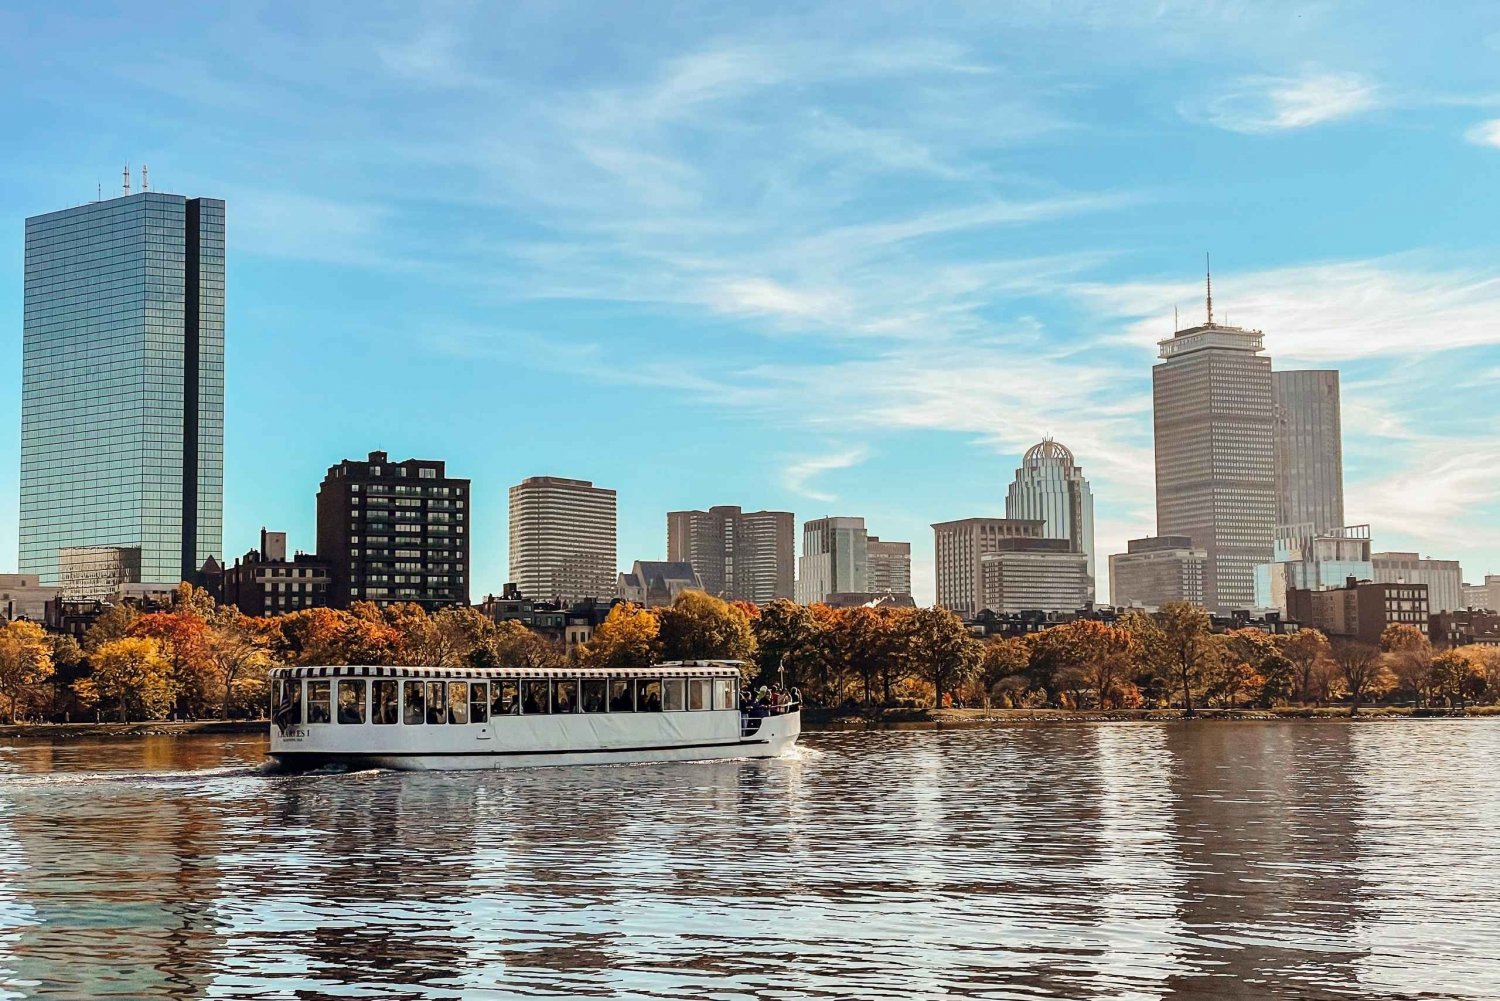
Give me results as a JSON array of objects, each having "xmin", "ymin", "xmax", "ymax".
[{"xmin": 20, "ymin": 192, "xmax": 224, "ymax": 585}]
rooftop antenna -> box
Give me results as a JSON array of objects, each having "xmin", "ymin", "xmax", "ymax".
[
  {"xmin": 1174, "ymin": 304, "xmax": 1179, "ymax": 332},
  {"xmin": 1205, "ymin": 251, "xmax": 1214, "ymax": 325},
  {"xmin": 122, "ymin": 163, "xmax": 131, "ymax": 197},
  {"xmin": 141, "ymin": 164, "xmax": 148, "ymax": 192},
  {"xmin": 96, "ymin": 182, "xmax": 101, "ymax": 202}
]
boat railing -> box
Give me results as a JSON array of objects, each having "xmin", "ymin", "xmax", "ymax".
[{"xmin": 740, "ymin": 701, "xmax": 800, "ymax": 736}]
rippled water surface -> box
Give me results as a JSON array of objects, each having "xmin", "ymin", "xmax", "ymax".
[{"xmin": 2, "ymin": 723, "xmax": 1499, "ymax": 1000}]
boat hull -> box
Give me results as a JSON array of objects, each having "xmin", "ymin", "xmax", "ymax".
[{"xmin": 269, "ymin": 712, "xmax": 800, "ymax": 772}]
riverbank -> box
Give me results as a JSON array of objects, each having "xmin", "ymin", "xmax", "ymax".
[
  {"xmin": 805, "ymin": 705, "xmax": 1500, "ymax": 727},
  {"xmin": 0, "ymin": 720, "xmax": 268, "ymax": 740}
]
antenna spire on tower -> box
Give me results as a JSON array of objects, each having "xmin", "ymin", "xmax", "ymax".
[
  {"xmin": 1205, "ymin": 252, "xmax": 1214, "ymax": 325},
  {"xmin": 122, "ymin": 163, "xmax": 131, "ymax": 197},
  {"xmin": 141, "ymin": 164, "xmax": 148, "ymax": 192}
]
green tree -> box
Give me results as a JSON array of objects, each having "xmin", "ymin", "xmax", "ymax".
[
  {"xmin": 903, "ymin": 607, "xmax": 981, "ymax": 708},
  {"xmin": 582, "ymin": 603, "xmax": 660, "ymax": 669},
  {"xmin": 655, "ymin": 591, "xmax": 756, "ymax": 663},
  {"xmin": 750, "ymin": 599, "xmax": 822, "ymax": 691},
  {"xmin": 1258, "ymin": 652, "xmax": 1296, "ymax": 707},
  {"xmin": 0, "ymin": 620, "xmax": 55, "ymax": 723},
  {"xmin": 76, "ymin": 636, "xmax": 176, "ymax": 721}
]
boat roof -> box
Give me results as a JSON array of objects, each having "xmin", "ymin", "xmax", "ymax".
[{"xmin": 269, "ymin": 660, "xmax": 746, "ymax": 680}]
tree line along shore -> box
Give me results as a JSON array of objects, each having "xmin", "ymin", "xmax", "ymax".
[{"xmin": 0, "ymin": 583, "xmax": 1495, "ymax": 726}]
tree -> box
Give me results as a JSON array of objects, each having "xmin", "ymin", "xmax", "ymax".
[
  {"xmin": 76, "ymin": 637, "xmax": 175, "ymax": 721},
  {"xmin": 0, "ymin": 620, "xmax": 55, "ymax": 723},
  {"xmin": 130, "ymin": 610, "xmax": 215, "ymax": 717},
  {"xmin": 390, "ymin": 605, "xmax": 491, "ymax": 667},
  {"xmin": 205, "ymin": 613, "xmax": 275, "ymax": 717},
  {"xmin": 1258, "ymin": 653, "xmax": 1296, "ymax": 707},
  {"xmin": 1155, "ymin": 602, "xmax": 1217, "ymax": 716},
  {"xmin": 1380, "ymin": 623, "xmax": 1433, "ymax": 706},
  {"xmin": 1280, "ymin": 629, "xmax": 1332, "ymax": 706},
  {"xmin": 751, "ymin": 600, "xmax": 822, "ymax": 689},
  {"xmin": 1333, "ymin": 639, "xmax": 1390, "ymax": 715},
  {"xmin": 1203, "ymin": 658, "xmax": 1260, "ymax": 709},
  {"xmin": 581, "ymin": 603, "xmax": 659, "ymax": 669},
  {"xmin": 980, "ymin": 636, "xmax": 1031, "ymax": 706},
  {"xmin": 472, "ymin": 620, "xmax": 564, "ymax": 672},
  {"xmin": 904, "ymin": 607, "xmax": 981, "ymax": 708},
  {"xmin": 655, "ymin": 591, "xmax": 756, "ymax": 663},
  {"xmin": 1429, "ymin": 649, "xmax": 1485, "ymax": 709},
  {"xmin": 82, "ymin": 602, "xmax": 140, "ymax": 653}
]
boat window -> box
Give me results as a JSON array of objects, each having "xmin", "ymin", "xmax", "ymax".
[
  {"xmin": 714, "ymin": 678, "xmax": 737, "ymax": 711},
  {"xmin": 662, "ymin": 678, "xmax": 686, "ymax": 711},
  {"xmin": 635, "ymin": 679, "xmax": 662, "ymax": 712},
  {"xmin": 337, "ymin": 680, "xmax": 367, "ymax": 724},
  {"xmin": 448, "ymin": 681, "xmax": 469, "ymax": 724},
  {"xmin": 609, "ymin": 679, "xmax": 634, "ymax": 712},
  {"xmin": 272, "ymin": 678, "xmax": 302, "ymax": 731},
  {"xmin": 492, "ymin": 680, "xmax": 519, "ymax": 716},
  {"xmin": 373, "ymin": 680, "xmax": 399, "ymax": 724},
  {"xmin": 580, "ymin": 679, "xmax": 607, "ymax": 713},
  {"xmin": 426, "ymin": 681, "xmax": 447, "ymax": 724},
  {"xmin": 307, "ymin": 681, "xmax": 332, "ymax": 724},
  {"xmin": 403, "ymin": 681, "xmax": 425, "ymax": 724},
  {"xmin": 687, "ymin": 678, "xmax": 709, "ymax": 711},
  {"xmin": 522, "ymin": 680, "xmax": 550, "ymax": 714},
  {"xmin": 553, "ymin": 680, "xmax": 578, "ymax": 714},
  {"xmin": 470, "ymin": 683, "xmax": 489, "ymax": 723}
]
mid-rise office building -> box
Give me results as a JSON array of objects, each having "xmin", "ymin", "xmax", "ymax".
[
  {"xmin": 1255, "ymin": 525, "xmax": 1373, "ymax": 612},
  {"xmin": 58, "ymin": 545, "xmax": 142, "ymax": 601},
  {"xmin": 508, "ymin": 477, "xmax": 617, "ymax": 603},
  {"xmin": 1273, "ymin": 370, "xmax": 1344, "ymax": 535},
  {"xmin": 866, "ymin": 536, "xmax": 913, "ymax": 597},
  {"xmin": 1154, "ymin": 290, "xmax": 1275, "ymax": 612},
  {"xmin": 20, "ymin": 185, "xmax": 224, "ymax": 587},
  {"xmin": 224, "ymin": 528, "xmax": 332, "ymax": 617},
  {"xmin": 1005, "ymin": 439, "xmax": 1095, "ymax": 600},
  {"xmin": 932, "ymin": 518, "xmax": 1045, "ymax": 615},
  {"xmin": 1287, "ymin": 577, "xmax": 1430, "ymax": 646},
  {"xmin": 666, "ymin": 506, "xmax": 794, "ymax": 603},
  {"xmin": 1464, "ymin": 575, "xmax": 1500, "ymax": 612},
  {"xmin": 1108, "ymin": 536, "xmax": 1208, "ymax": 609},
  {"xmin": 0, "ymin": 574, "xmax": 60, "ymax": 622},
  {"xmin": 317, "ymin": 451, "xmax": 470, "ymax": 610},
  {"xmin": 617, "ymin": 560, "xmax": 703, "ymax": 608},
  {"xmin": 979, "ymin": 539, "xmax": 1090, "ymax": 614},
  {"xmin": 797, "ymin": 517, "xmax": 868, "ymax": 604},
  {"xmin": 1371, "ymin": 552, "xmax": 1463, "ymax": 614}
]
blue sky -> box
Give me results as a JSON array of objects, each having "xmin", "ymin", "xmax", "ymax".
[{"xmin": 1, "ymin": 1, "xmax": 1498, "ymax": 605}]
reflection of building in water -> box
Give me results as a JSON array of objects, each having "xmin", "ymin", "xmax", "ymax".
[
  {"xmin": 1157, "ymin": 725, "xmax": 1367, "ymax": 996},
  {"xmin": 0, "ymin": 777, "xmax": 226, "ymax": 998}
]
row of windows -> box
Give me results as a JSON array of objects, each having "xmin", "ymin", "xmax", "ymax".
[{"xmin": 275, "ymin": 675, "xmax": 739, "ymax": 725}]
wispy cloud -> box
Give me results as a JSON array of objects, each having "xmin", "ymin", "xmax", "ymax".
[
  {"xmin": 1190, "ymin": 69, "xmax": 1378, "ymax": 134},
  {"xmin": 1464, "ymin": 119, "xmax": 1500, "ymax": 148},
  {"xmin": 784, "ymin": 446, "xmax": 870, "ymax": 503}
]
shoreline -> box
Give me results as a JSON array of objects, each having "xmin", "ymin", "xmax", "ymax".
[{"xmin": 2, "ymin": 705, "xmax": 1496, "ymax": 740}]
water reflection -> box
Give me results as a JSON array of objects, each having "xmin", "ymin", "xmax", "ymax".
[{"xmin": 0, "ymin": 725, "xmax": 1497, "ymax": 1000}]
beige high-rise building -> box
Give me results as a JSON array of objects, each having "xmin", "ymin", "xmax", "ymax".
[
  {"xmin": 1371, "ymin": 552, "xmax": 1463, "ymax": 614},
  {"xmin": 666, "ymin": 506, "xmax": 794, "ymax": 604},
  {"xmin": 1273, "ymin": 370, "xmax": 1344, "ymax": 535},
  {"xmin": 979, "ymin": 540, "xmax": 1089, "ymax": 614},
  {"xmin": 508, "ymin": 476, "xmax": 617, "ymax": 603},
  {"xmin": 932, "ymin": 518, "xmax": 1044, "ymax": 616},
  {"xmin": 1109, "ymin": 536, "xmax": 1208, "ymax": 609},
  {"xmin": 1005, "ymin": 439, "xmax": 1095, "ymax": 601},
  {"xmin": 1154, "ymin": 284, "xmax": 1275, "ymax": 613},
  {"xmin": 866, "ymin": 536, "xmax": 912, "ymax": 597},
  {"xmin": 797, "ymin": 517, "xmax": 868, "ymax": 604},
  {"xmin": 1464, "ymin": 574, "xmax": 1500, "ymax": 612}
]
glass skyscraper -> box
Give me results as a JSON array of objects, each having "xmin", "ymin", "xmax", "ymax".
[
  {"xmin": 20, "ymin": 190, "xmax": 224, "ymax": 586},
  {"xmin": 1005, "ymin": 438, "xmax": 1096, "ymax": 601}
]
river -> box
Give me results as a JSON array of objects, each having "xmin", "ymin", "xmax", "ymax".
[{"xmin": 0, "ymin": 722, "xmax": 1497, "ymax": 1000}]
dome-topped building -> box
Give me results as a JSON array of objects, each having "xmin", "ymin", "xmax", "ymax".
[{"xmin": 1005, "ymin": 437, "xmax": 1096, "ymax": 601}]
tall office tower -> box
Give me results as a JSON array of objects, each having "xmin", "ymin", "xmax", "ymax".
[
  {"xmin": 866, "ymin": 536, "xmax": 913, "ymax": 596},
  {"xmin": 931, "ymin": 518, "xmax": 1045, "ymax": 616},
  {"xmin": 1005, "ymin": 438, "xmax": 1096, "ymax": 600},
  {"xmin": 20, "ymin": 184, "xmax": 224, "ymax": 585},
  {"xmin": 1109, "ymin": 536, "xmax": 1208, "ymax": 609},
  {"xmin": 1273, "ymin": 370, "xmax": 1344, "ymax": 535},
  {"xmin": 1371, "ymin": 552, "xmax": 1463, "ymax": 614},
  {"xmin": 316, "ymin": 451, "xmax": 470, "ymax": 610},
  {"xmin": 509, "ymin": 476, "xmax": 617, "ymax": 603},
  {"xmin": 1153, "ymin": 275, "xmax": 1275, "ymax": 612},
  {"xmin": 796, "ymin": 517, "xmax": 868, "ymax": 604},
  {"xmin": 666, "ymin": 506, "xmax": 795, "ymax": 603}
]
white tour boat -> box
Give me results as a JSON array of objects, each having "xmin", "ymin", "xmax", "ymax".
[{"xmin": 266, "ymin": 660, "xmax": 800, "ymax": 771}]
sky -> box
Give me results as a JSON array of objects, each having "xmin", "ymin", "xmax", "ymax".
[{"xmin": 1, "ymin": 1, "xmax": 1498, "ymax": 606}]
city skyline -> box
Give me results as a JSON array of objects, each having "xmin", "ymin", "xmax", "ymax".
[{"xmin": 1, "ymin": 5, "xmax": 1499, "ymax": 606}]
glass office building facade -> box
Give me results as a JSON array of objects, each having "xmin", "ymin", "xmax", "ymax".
[{"xmin": 20, "ymin": 191, "xmax": 224, "ymax": 586}]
